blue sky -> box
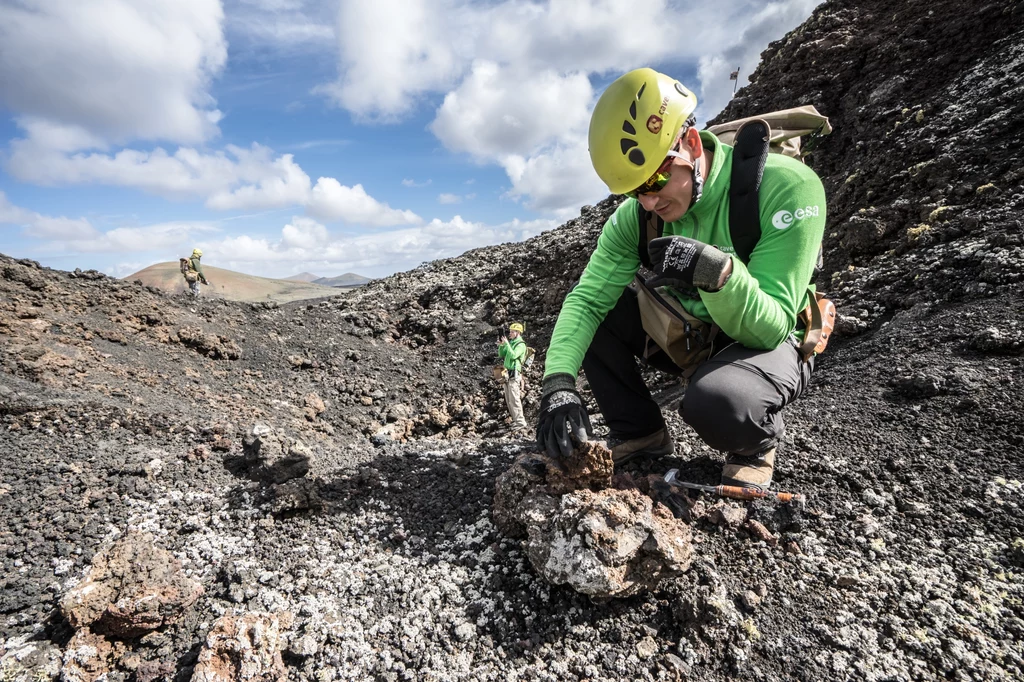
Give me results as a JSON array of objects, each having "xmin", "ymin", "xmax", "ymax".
[{"xmin": 0, "ymin": 0, "xmax": 821, "ymax": 280}]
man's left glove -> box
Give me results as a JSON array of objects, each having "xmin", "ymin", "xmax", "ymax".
[
  {"xmin": 536, "ymin": 373, "xmax": 593, "ymax": 459},
  {"xmin": 647, "ymin": 236, "xmax": 732, "ymax": 291}
]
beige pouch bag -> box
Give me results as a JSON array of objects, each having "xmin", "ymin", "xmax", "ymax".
[{"xmin": 634, "ymin": 277, "xmax": 720, "ymax": 377}]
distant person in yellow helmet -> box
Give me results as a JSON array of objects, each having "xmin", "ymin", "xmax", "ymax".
[
  {"xmin": 181, "ymin": 248, "xmax": 210, "ymax": 298},
  {"xmin": 497, "ymin": 322, "xmax": 529, "ymax": 433},
  {"xmin": 536, "ymin": 68, "xmax": 827, "ymax": 492}
]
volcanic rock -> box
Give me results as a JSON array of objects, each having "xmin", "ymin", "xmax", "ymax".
[
  {"xmin": 0, "ymin": 634, "xmax": 63, "ymax": 681},
  {"xmin": 59, "ymin": 531, "xmax": 203, "ymax": 638},
  {"xmin": 523, "ymin": 487, "xmax": 692, "ymax": 597},
  {"xmin": 60, "ymin": 629, "xmax": 117, "ymax": 682},
  {"xmin": 241, "ymin": 424, "xmax": 313, "ymax": 483},
  {"xmin": 493, "ymin": 440, "xmax": 615, "ymax": 537},
  {"xmin": 495, "ymin": 442, "xmax": 691, "ymax": 596},
  {"xmin": 191, "ymin": 613, "xmax": 286, "ymax": 682}
]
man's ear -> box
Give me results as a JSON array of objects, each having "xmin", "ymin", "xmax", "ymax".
[{"xmin": 685, "ymin": 126, "xmax": 703, "ymax": 157}]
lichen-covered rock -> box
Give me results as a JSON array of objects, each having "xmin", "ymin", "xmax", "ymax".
[
  {"xmin": 176, "ymin": 326, "xmax": 241, "ymax": 360},
  {"xmin": 492, "ymin": 455, "xmax": 547, "ymax": 538},
  {"xmin": 0, "ymin": 633, "xmax": 63, "ymax": 681},
  {"xmin": 60, "ymin": 629, "xmax": 117, "ymax": 682},
  {"xmin": 59, "ymin": 531, "xmax": 203, "ymax": 638},
  {"xmin": 523, "ymin": 487, "xmax": 692, "ymax": 597},
  {"xmin": 270, "ymin": 478, "xmax": 322, "ymax": 515},
  {"xmin": 242, "ymin": 424, "xmax": 312, "ymax": 483},
  {"xmin": 495, "ymin": 442, "xmax": 691, "ymax": 597},
  {"xmin": 493, "ymin": 441, "xmax": 614, "ymax": 537},
  {"xmin": 191, "ymin": 613, "xmax": 285, "ymax": 682}
]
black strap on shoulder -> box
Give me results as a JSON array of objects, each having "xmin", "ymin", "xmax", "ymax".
[
  {"xmin": 729, "ymin": 120, "xmax": 770, "ymax": 264},
  {"xmin": 636, "ymin": 204, "xmax": 663, "ymax": 269}
]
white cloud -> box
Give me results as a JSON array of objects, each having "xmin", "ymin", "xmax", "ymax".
[
  {"xmin": 206, "ymin": 152, "xmax": 312, "ymax": 210},
  {"xmin": 202, "ymin": 215, "xmax": 559, "ymax": 278},
  {"xmin": 281, "ymin": 216, "xmax": 329, "ymax": 249},
  {"xmin": 8, "ymin": 139, "xmax": 321, "ymax": 212},
  {"xmin": 430, "ymin": 62, "xmax": 593, "ymax": 159},
  {"xmin": 55, "ymin": 221, "xmax": 218, "ymax": 254},
  {"xmin": 321, "ymin": 0, "xmax": 742, "ymax": 123},
  {"xmin": 315, "ymin": 0, "xmax": 820, "ymax": 217},
  {"xmin": 438, "ymin": 193, "xmax": 461, "ymax": 205},
  {"xmin": 227, "ymin": 0, "xmax": 334, "ymax": 48},
  {"xmin": 307, "ymin": 178, "xmax": 422, "ymax": 226},
  {"xmin": 0, "ymin": 0, "xmax": 227, "ymax": 147},
  {"xmin": 402, "ymin": 178, "xmax": 432, "ymax": 188},
  {"xmin": 502, "ymin": 137, "xmax": 608, "ymax": 217},
  {"xmin": 112, "ymin": 261, "xmax": 149, "ymax": 278},
  {"xmin": 0, "ymin": 191, "xmax": 98, "ymax": 240},
  {"xmin": 316, "ymin": 0, "xmax": 466, "ymax": 121},
  {"xmin": 6, "ymin": 139, "xmax": 421, "ymax": 224}
]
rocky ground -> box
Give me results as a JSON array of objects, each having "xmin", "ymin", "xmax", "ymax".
[{"xmin": 2, "ymin": 0, "xmax": 1024, "ymax": 679}]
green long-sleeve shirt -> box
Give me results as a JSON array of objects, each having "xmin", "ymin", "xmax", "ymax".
[
  {"xmin": 544, "ymin": 130, "xmax": 827, "ymax": 379},
  {"xmin": 499, "ymin": 336, "xmax": 527, "ymax": 374}
]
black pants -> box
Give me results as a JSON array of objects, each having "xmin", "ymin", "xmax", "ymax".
[{"xmin": 581, "ymin": 287, "xmax": 814, "ymax": 456}]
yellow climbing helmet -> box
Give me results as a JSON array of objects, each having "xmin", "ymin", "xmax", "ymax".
[
  {"xmin": 588, "ymin": 68, "xmax": 698, "ymax": 195},
  {"xmin": 509, "ymin": 323, "xmax": 525, "ymax": 334},
  {"xmin": 192, "ymin": 248, "xmax": 203, "ymax": 258}
]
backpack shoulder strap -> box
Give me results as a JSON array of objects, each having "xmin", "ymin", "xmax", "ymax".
[
  {"xmin": 636, "ymin": 202, "xmax": 663, "ymax": 269},
  {"xmin": 728, "ymin": 119, "xmax": 770, "ymax": 264}
]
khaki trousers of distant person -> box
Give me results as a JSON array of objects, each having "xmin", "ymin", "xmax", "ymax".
[{"xmin": 503, "ymin": 373, "xmax": 527, "ymax": 430}]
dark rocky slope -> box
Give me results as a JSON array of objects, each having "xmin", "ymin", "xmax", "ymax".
[{"xmin": 1, "ymin": 0, "xmax": 1023, "ymax": 679}]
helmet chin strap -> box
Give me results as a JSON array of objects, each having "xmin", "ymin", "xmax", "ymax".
[
  {"xmin": 686, "ymin": 132, "xmax": 705, "ymax": 210},
  {"xmin": 689, "ymin": 160, "xmax": 704, "ymax": 210}
]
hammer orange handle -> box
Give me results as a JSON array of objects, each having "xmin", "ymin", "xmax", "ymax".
[{"xmin": 716, "ymin": 485, "xmax": 803, "ymax": 504}]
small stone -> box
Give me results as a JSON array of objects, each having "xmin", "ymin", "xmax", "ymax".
[
  {"xmin": 636, "ymin": 636, "xmax": 658, "ymax": 660},
  {"xmin": 453, "ymin": 623, "xmax": 476, "ymax": 642},
  {"xmin": 143, "ymin": 458, "xmax": 163, "ymax": 478},
  {"xmin": 896, "ymin": 498, "xmax": 931, "ymax": 518},
  {"xmin": 709, "ymin": 502, "xmax": 747, "ymax": 528},
  {"xmin": 741, "ymin": 590, "xmax": 762, "ymax": 610},
  {"xmin": 862, "ymin": 489, "xmax": 887, "ymax": 508},
  {"xmin": 742, "ymin": 519, "xmax": 778, "ymax": 546}
]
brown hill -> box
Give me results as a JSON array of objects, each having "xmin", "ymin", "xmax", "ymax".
[
  {"xmin": 125, "ymin": 261, "xmax": 341, "ymax": 303},
  {"xmin": 283, "ymin": 272, "xmax": 321, "ymax": 283}
]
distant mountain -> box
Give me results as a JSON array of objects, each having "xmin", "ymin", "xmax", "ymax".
[
  {"xmin": 284, "ymin": 272, "xmax": 321, "ymax": 283},
  {"xmin": 125, "ymin": 262, "xmax": 342, "ymax": 303},
  {"xmin": 314, "ymin": 273, "xmax": 371, "ymax": 288}
]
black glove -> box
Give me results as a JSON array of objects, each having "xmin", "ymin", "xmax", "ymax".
[
  {"xmin": 536, "ymin": 373, "xmax": 593, "ymax": 459},
  {"xmin": 647, "ymin": 236, "xmax": 732, "ymax": 291}
]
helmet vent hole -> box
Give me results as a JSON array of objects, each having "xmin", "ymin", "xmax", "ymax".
[
  {"xmin": 620, "ymin": 139, "xmax": 638, "ymax": 155},
  {"xmin": 629, "ymin": 102, "xmax": 637, "ymax": 120},
  {"xmin": 637, "ymin": 83, "xmax": 646, "ymax": 100},
  {"xmin": 622, "ymin": 121, "xmax": 636, "ymax": 135},
  {"xmin": 628, "ymin": 149, "xmax": 645, "ymax": 166}
]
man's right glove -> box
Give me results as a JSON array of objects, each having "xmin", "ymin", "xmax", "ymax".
[
  {"xmin": 536, "ymin": 373, "xmax": 593, "ymax": 459},
  {"xmin": 647, "ymin": 236, "xmax": 732, "ymax": 291}
]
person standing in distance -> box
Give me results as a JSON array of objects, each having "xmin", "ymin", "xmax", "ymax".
[{"xmin": 498, "ymin": 322, "xmax": 530, "ymax": 433}]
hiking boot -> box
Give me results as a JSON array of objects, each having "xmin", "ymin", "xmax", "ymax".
[
  {"xmin": 721, "ymin": 448, "xmax": 776, "ymax": 492},
  {"xmin": 607, "ymin": 427, "xmax": 674, "ymax": 465}
]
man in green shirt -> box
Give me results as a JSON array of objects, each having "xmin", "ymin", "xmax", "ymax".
[
  {"xmin": 183, "ymin": 248, "xmax": 210, "ymax": 298},
  {"xmin": 536, "ymin": 68, "xmax": 826, "ymax": 491},
  {"xmin": 498, "ymin": 323, "xmax": 529, "ymax": 433}
]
